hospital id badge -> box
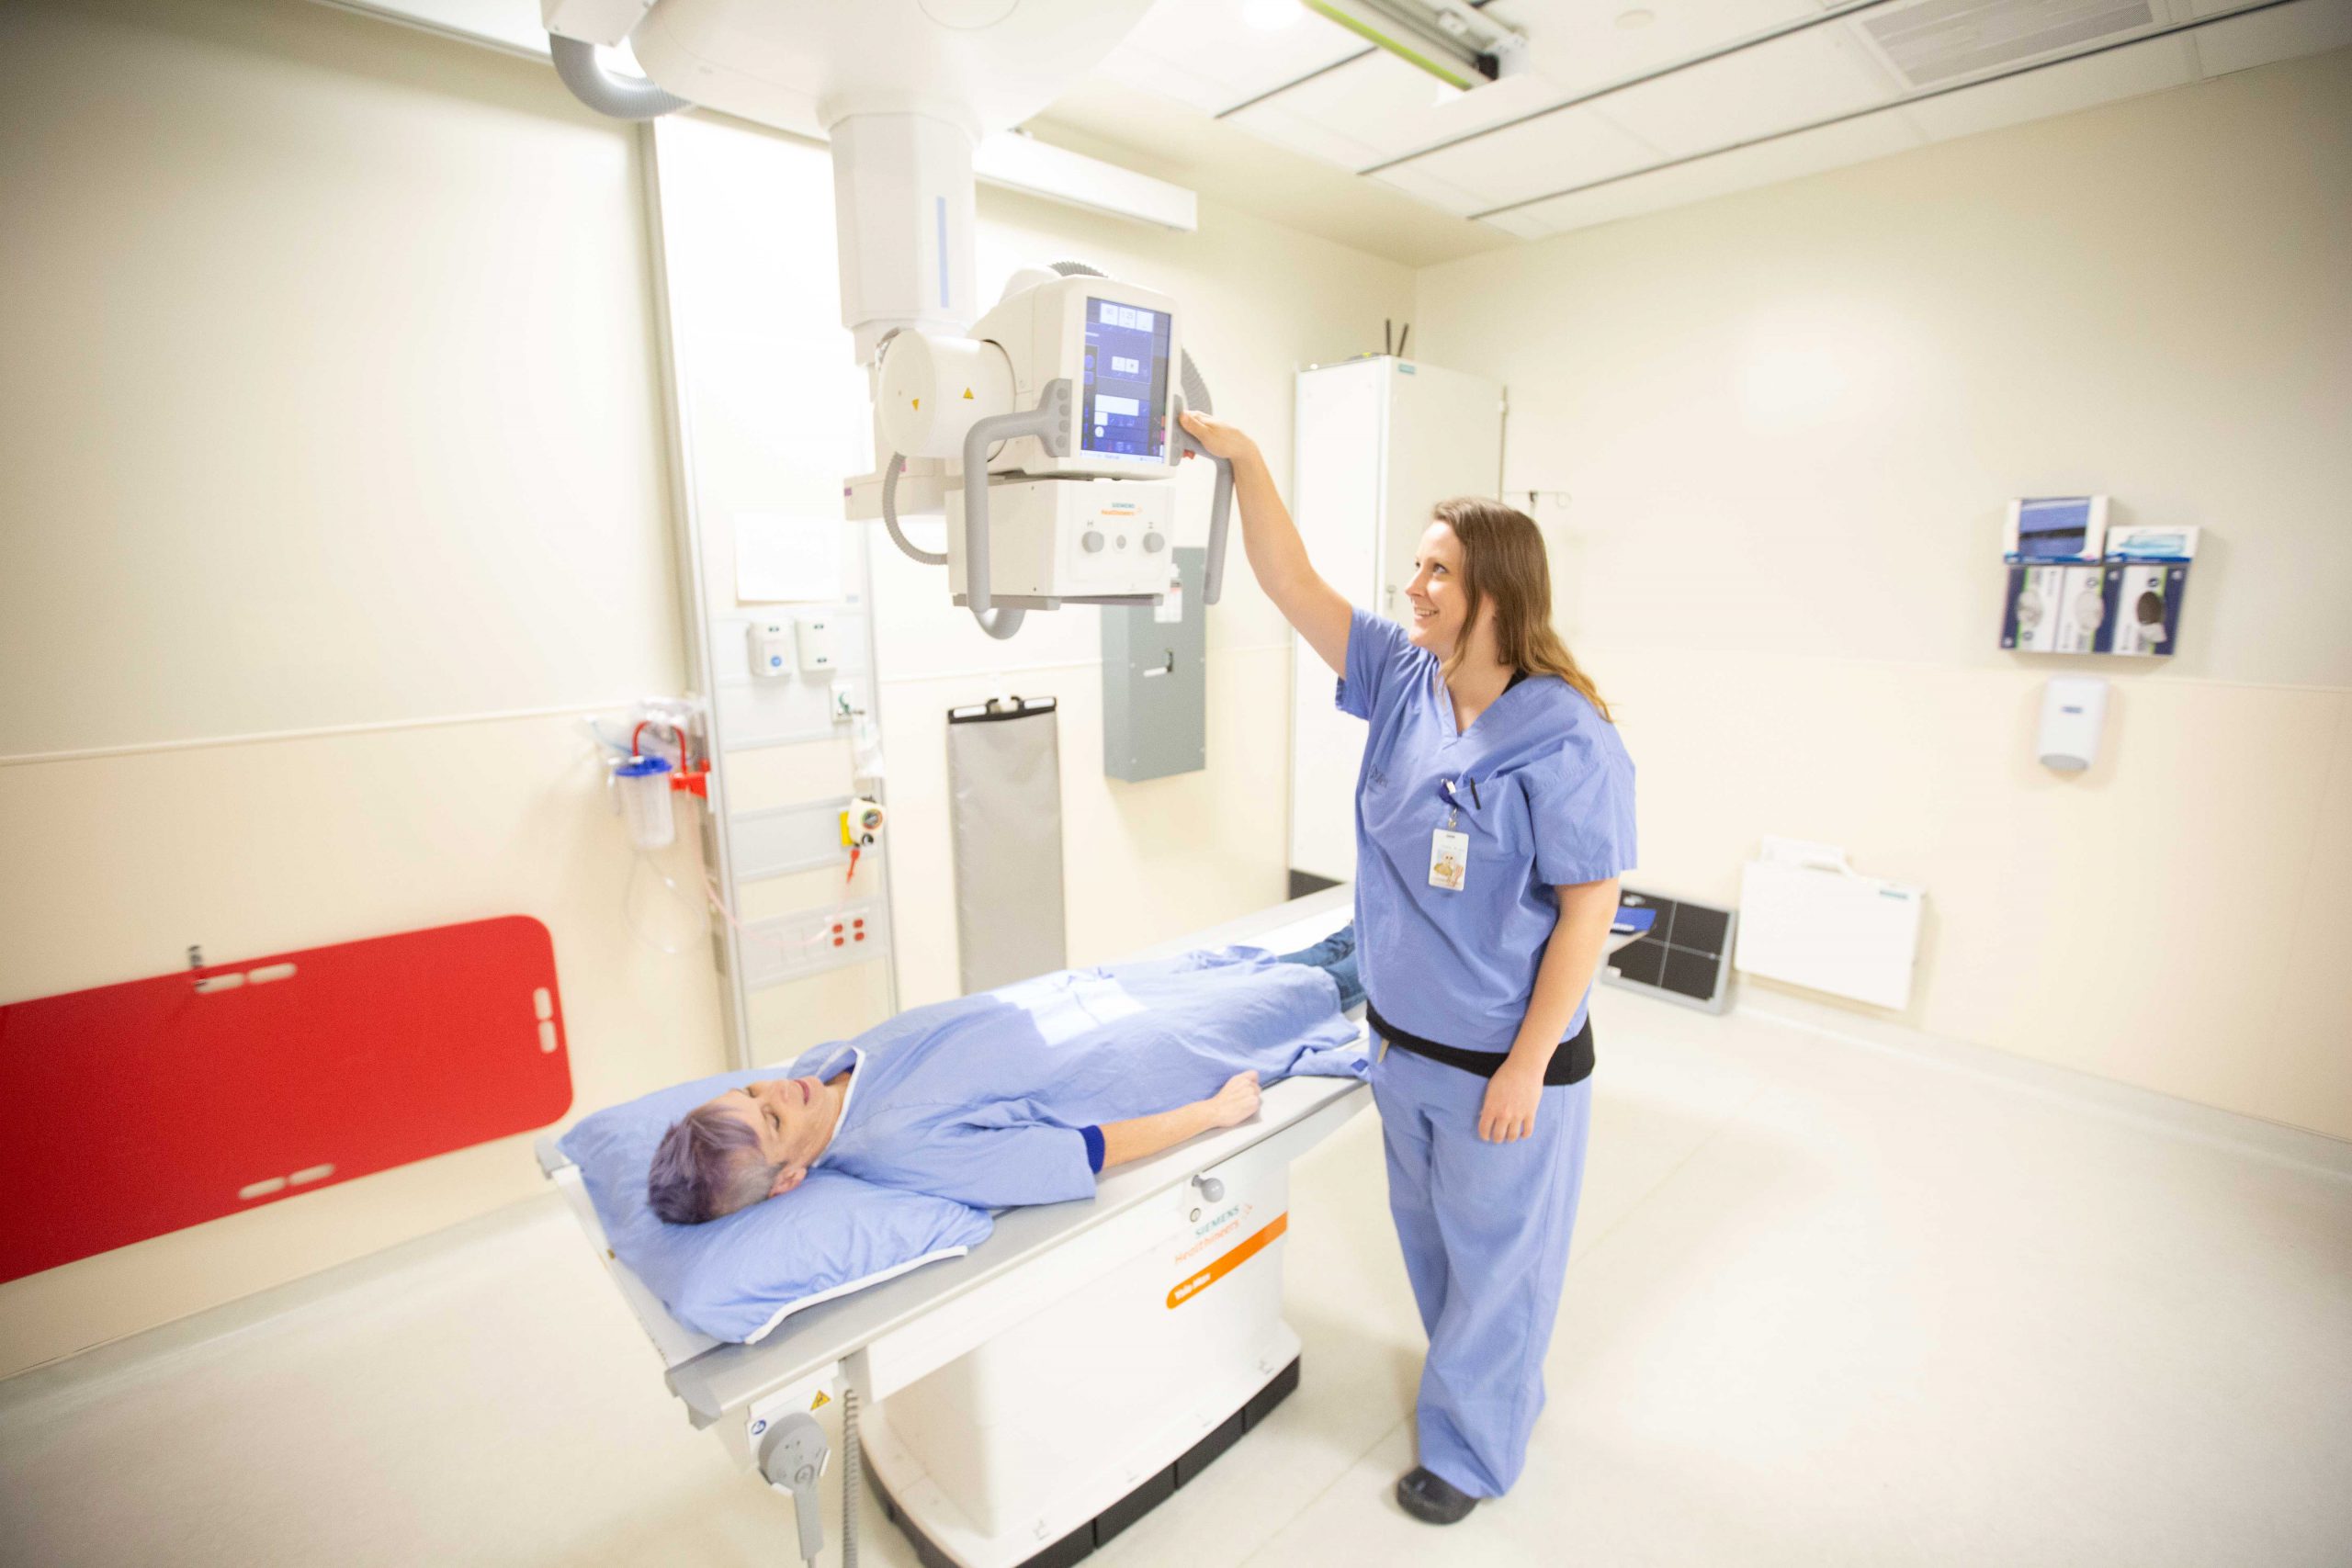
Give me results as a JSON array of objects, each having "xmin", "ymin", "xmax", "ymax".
[{"xmin": 1429, "ymin": 829, "xmax": 1469, "ymax": 892}]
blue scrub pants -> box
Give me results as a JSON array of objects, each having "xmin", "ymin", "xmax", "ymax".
[{"xmin": 1370, "ymin": 1041, "xmax": 1592, "ymax": 1499}]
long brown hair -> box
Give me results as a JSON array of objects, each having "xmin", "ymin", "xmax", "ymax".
[{"xmin": 1430, "ymin": 496, "xmax": 1613, "ymax": 723}]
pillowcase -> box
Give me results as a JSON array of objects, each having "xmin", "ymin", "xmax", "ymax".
[{"xmin": 558, "ymin": 1067, "xmax": 992, "ymax": 1344}]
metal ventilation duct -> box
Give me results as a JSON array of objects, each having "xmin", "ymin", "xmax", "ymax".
[{"xmin": 1858, "ymin": 0, "xmax": 2161, "ymax": 87}]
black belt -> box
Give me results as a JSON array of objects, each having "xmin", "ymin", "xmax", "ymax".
[{"xmin": 1366, "ymin": 1002, "xmax": 1595, "ymax": 1087}]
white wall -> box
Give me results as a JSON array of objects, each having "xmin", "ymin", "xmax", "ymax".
[
  {"xmin": 1415, "ymin": 47, "xmax": 2352, "ymax": 1139},
  {"xmin": 0, "ymin": 0, "xmax": 717, "ymax": 1379}
]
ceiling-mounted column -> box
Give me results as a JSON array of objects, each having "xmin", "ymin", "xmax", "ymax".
[{"xmin": 829, "ymin": 112, "xmax": 979, "ymax": 363}]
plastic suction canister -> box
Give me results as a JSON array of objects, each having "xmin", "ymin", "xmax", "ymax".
[{"xmin": 614, "ymin": 754, "xmax": 675, "ymax": 851}]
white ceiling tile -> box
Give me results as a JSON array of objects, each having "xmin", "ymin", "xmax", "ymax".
[
  {"xmin": 2189, "ymin": 0, "xmax": 2352, "ymax": 75},
  {"xmin": 1477, "ymin": 209, "xmax": 1560, "ymax": 240},
  {"xmin": 1487, "ymin": 0, "xmax": 1832, "ymax": 96},
  {"xmin": 1091, "ymin": 41, "xmax": 1238, "ymax": 115},
  {"xmin": 1111, "ymin": 0, "xmax": 1369, "ymax": 110},
  {"xmin": 1250, "ymin": 49, "xmax": 1572, "ymax": 164},
  {"xmin": 1396, "ymin": 104, "xmax": 1665, "ymax": 209},
  {"xmin": 1221, "ymin": 100, "xmax": 1388, "ymax": 167},
  {"xmin": 1900, "ymin": 32, "xmax": 2195, "ymax": 140},
  {"xmin": 1499, "ymin": 104, "xmax": 1924, "ymax": 233},
  {"xmin": 1367, "ymin": 164, "xmax": 1493, "ymax": 216},
  {"xmin": 1586, "ymin": 25, "xmax": 1906, "ymax": 158}
]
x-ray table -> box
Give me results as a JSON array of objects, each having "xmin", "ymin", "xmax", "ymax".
[{"xmin": 540, "ymin": 887, "xmax": 1367, "ymax": 1568}]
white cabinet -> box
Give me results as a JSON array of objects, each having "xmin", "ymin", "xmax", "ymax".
[{"xmin": 1287, "ymin": 356, "xmax": 1504, "ymax": 889}]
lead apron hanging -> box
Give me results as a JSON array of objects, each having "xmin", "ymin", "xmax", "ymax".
[{"xmin": 946, "ymin": 696, "xmax": 1067, "ymax": 993}]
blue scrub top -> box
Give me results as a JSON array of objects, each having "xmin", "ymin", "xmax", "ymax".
[{"xmin": 1339, "ymin": 607, "xmax": 1636, "ymax": 1054}]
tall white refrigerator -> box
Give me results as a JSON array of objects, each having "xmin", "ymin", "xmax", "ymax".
[{"xmin": 1288, "ymin": 355, "xmax": 1505, "ymax": 893}]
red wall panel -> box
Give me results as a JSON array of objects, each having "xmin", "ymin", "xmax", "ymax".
[{"xmin": 0, "ymin": 916, "xmax": 572, "ymax": 1283}]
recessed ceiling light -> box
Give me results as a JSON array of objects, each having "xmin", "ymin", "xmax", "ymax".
[
  {"xmin": 1615, "ymin": 8, "xmax": 1656, "ymax": 28},
  {"xmin": 1241, "ymin": 0, "xmax": 1305, "ymax": 30}
]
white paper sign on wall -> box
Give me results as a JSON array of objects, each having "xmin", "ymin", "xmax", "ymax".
[{"xmin": 735, "ymin": 513, "xmax": 842, "ymax": 603}]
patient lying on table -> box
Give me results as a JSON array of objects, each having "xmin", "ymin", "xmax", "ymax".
[{"xmin": 649, "ymin": 932, "xmax": 1367, "ymax": 1224}]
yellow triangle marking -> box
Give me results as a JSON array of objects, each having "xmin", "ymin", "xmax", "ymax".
[
  {"xmin": 911, "ymin": 398, "xmax": 921, "ymax": 411},
  {"xmin": 963, "ymin": 387, "xmax": 974, "ymax": 400},
  {"xmin": 810, "ymin": 1391, "xmax": 831, "ymax": 1409}
]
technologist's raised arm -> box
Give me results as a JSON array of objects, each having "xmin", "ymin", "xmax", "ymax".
[
  {"xmin": 1098, "ymin": 1070, "xmax": 1261, "ymax": 1170},
  {"xmin": 1178, "ymin": 411, "xmax": 1352, "ymax": 677}
]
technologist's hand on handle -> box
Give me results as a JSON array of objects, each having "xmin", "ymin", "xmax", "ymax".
[
  {"xmin": 1178, "ymin": 409, "xmax": 1261, "ymax": 466},
  {"xmin": 1177, "ymin": 412, "xmax": 1351, "ymax": 675}
]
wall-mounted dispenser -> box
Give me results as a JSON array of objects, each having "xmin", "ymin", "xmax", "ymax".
[{"xmin": 2038, "ymin": 676, "xmax": 2109, "ymax": 773}]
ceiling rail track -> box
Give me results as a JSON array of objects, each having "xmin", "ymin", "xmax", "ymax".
[
  {"xmin": 1214, "ymin": 0, "xmax": 1499, "ymax": 118},
  {"xmin": 1467, "ymin": 0, "xmax": 2304, "ymax": 220},
  {"xmin": 1358, "ymin": 0, "xmax": 1907, "ymax": 175}
]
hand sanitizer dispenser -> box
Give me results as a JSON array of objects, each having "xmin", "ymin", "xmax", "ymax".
[{"xmin": 2038, "ymin": 676, "xmax": 2109, "ymax": 773}]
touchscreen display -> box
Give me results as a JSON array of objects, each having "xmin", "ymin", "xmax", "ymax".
[{"xmin": 1081, "ymin": 298, "xmax": 1171, "ymax": 460}]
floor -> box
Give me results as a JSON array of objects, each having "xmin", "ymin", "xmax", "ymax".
[{"xmin": 4, "ymin": 984, "xmax": 2349, "ymax": 1567}]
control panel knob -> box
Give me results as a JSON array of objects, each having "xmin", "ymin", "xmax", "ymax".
[
  {"xmin": 1081, "ymin": 530, "xmax": 1104, "ymax": 553},
  {"xmin": 1193, "ymin": 1173, "xmax": 1225, "ymax": 1204},
  {"xmin": 1143, "ymin": 532, "xmax": 1166, "ymax": 553}
]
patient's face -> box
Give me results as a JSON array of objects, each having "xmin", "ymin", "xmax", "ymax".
[{"xmin": 704, "ymin": 1077, "xmax": 832, "ymax": 1187}]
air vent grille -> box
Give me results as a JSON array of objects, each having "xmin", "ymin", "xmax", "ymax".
[{"xmin": 1861, "ymin": 0, "xmax": 2157, "ymax": 87}]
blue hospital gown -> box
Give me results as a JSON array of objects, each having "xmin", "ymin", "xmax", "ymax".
[{"xmin": 783, "ymin": 949, "xmax": 1366, "ymax": 1209}]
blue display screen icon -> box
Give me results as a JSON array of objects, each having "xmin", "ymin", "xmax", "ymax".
[{"xmin": 1082, "ymin": 298, "xmax": 1170, "ymax": 461}]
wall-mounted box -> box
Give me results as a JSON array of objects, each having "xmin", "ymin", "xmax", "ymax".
[
  {"xmin": 2101, "ymin": 525, "xmax": 2197, "ymax": 658},
  {"xmin": 1102, "ymin": 547, "xmax": 1205, "ymax": 782},
  {"xmin": 2001, "ymin": 563, "xmax": 2065, "ymax": 651},
  {"xmin": 2004, "ymin": 495, "xmax": 2108, "ymax": 561},
  {"xmin": 2000, "ymin": 504, "xmax": 2200, "ymax": 661}
]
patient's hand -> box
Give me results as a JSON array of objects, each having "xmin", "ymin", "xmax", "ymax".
[{"xmin": 1204, "ymin": 1070, "xmax": 1261, "ymax": 1129}]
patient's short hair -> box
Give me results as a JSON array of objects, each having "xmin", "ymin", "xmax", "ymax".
[{"xmin": 647, "ymin": 1104, "xmax": 782, "ymax": 1224}]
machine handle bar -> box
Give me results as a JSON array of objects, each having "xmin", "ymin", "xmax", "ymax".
[{"xmin": 1173, "ymin": 396, "xmax": 1234, "ymax": 607}]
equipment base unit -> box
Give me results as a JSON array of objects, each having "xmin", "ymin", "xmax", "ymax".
[{"xmin": 863, "ymin": 1139, "xmax": 1304, "ymax": 1568}]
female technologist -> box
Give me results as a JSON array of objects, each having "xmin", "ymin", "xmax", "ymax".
[{"xmin": 1180, "ymin": 409, "xmax": 1636, "ymax": 1526}]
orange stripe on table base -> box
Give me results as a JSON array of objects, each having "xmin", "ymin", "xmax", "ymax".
[{"xmin": 1167, "ymin": 1213, "xmax": 1289, "ymax": 1309}]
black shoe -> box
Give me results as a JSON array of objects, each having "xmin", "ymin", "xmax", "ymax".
[{"xmin": 1395, "ymin": 1466, "xmax": 1478, "ymax": 1524}]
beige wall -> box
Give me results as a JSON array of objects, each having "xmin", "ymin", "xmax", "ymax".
[
  {"xmin": 0, "ymin": 0, "xmax": 716, "ymax": 1378},
  {"xmin": 1414, "ymin": 48, "xmax": 2352, "ymax": 1139},
  {"xmin": 0, "ymin": 0, "xmax": 1412, "ymax": 1373}
]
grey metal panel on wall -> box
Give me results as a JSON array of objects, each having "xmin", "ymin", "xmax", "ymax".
[
  {"xmin": 1102, "ymin": 547, "xmax": 1206, "ymax": 783},
  {"xmin": 947, "ymin": 696, "xmax": 1066, "ymax": 993}
]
